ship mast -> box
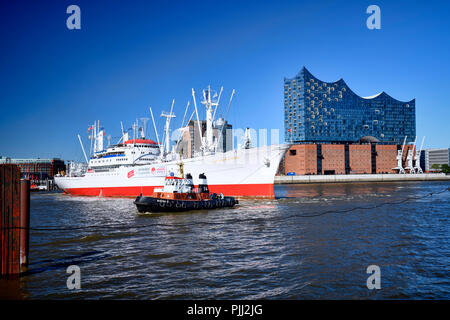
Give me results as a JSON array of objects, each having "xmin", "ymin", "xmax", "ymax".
[
  {"xmin": 161, "ymin": 99, "xmax": 176, "ymax": 155},
  {"xmin": 201, "ymin": 86, "xmax": 219, "ymax": 152}
]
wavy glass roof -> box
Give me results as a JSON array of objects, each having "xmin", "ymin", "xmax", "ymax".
[{"xmin": 283, "ymin": 67, "xmax": 416, "ymax": 144}]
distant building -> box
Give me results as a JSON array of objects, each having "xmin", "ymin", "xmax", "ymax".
[
  {"xmin": 284, "ymin": 67, "xmax": 416, "ymax": 144},
  {"xmin": 179, "ymin": 118, "xmax": 232, "ymax": 158},
  {"xmin": 422, "ymin": 148, "xmax": 450, "ymax": 171},
  {"xmin": 0, "ymin": 157, "xmax": 65, "ymax": 179}
]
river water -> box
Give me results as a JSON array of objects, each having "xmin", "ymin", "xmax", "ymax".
[{"xmin": 1, "ymin": 181, "xmax": 449, "ymax": 299}]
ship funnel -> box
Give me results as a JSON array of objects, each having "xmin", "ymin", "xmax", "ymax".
[{"xmin": 198, "ymin": 173, "xmax": 209, "ymax": 193}]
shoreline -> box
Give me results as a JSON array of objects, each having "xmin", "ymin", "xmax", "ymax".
[{"xmin": 275, "ymin": 173, "xmax": 450, "ymax": 184}]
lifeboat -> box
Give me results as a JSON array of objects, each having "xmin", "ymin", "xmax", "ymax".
[{"xmin": 134, "ymin": 173, "xmax": 238, "ymax": 213}]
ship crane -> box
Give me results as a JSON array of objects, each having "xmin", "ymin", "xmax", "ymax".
[
  {"xmin": 405, "ymin": 136, "xmax": 416, "ymax": 174},
  {"xmin": 413, "ymin": 136, "xmax": 425, "ymax": 174},
  {"xmin": 393, "ymin": 136, "xmax": 407, "ymax": 174}
]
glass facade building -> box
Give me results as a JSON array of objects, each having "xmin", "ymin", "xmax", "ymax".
[{"xmin": 284, "ymin": 67, "xmax": 416, "ymax": 144}]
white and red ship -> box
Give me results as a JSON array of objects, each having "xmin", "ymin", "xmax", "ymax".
[{"xmin": 55, "ymin": 87, "xmax": 289, "ymax": 198}]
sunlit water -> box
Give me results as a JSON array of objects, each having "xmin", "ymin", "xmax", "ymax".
[{"xmin": 1, "ymin": 181, "xmax": 449, "ymax": 299}]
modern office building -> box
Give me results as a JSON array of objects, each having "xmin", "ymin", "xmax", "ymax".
[
  {"xmin": 284, "ymin": 67, "xmax": 416, "ymax": 144},
  {"xmin": 422, "ymin": 148, "xmax": 450, "ymax": 171}
]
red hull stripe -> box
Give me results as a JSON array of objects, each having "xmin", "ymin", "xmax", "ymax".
[{"xmin": 63, "ymin": 183, "xmax": 275, "ymax": 198}]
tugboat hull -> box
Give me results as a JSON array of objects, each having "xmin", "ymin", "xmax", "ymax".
[{"xmin": 134, "ymin": 195, "xmax": 238, "ymax": 213}]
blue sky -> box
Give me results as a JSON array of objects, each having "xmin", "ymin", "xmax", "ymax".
[{"xmin": 0, "ymin": 0, "xmax": 449, "ymax": 161}]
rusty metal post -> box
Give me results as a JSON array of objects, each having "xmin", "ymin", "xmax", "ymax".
[{"xmin": 20, "ymin": 179, "xmax": 30, "ymax": 271}]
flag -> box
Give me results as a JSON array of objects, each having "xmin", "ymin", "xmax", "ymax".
[{"xmin": 87, "ymin": 125, "xmax": 94, "ymax": 132}]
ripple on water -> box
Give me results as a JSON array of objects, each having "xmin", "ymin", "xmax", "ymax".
[{"xmin": 15, "ymin": 182, "xmax": 450, "ymax": 299}]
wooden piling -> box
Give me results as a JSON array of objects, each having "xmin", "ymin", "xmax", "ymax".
[
  {"xmin": 0, "ymin": 164, "xmax": 29, "ymax": 278},
  {"xmin": 20, "ymin": 179, "xmax": 30, "ymax": 270}
]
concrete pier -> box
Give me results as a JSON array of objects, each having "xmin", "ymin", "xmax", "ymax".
[{"xmin": 275, "ymin": 173, "xmax": 450, "ymax": 184}]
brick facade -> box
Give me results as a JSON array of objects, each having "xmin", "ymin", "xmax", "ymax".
[
  {"xmin": 321, "ymin": 144, "xmax": 346, "ymax": 174},
  {"xmin": 284, "ymin": 144, "xmax": 316, "ymax": 175},
  {"xmin": 375, "ymin": 145, "xmax": 397, "ymax": 173},
  {"xmin": 283, "ymin": 143, "xmax": 414, "ymax": 175},
  {"xmin": 349, "ymin": 145, "xmax": 371, "ymax": 174}
]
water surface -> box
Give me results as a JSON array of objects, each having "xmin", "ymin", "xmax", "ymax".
[{"xmin": 1, "ymin": 181, "xmax": 449, "ymax": 299}]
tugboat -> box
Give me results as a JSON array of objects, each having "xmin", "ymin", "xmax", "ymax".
[{"xmin": 134, "ymin": 160, "xmax": 238, "ymax": 213}]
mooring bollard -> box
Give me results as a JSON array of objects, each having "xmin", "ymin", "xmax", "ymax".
[
  {"xmin": 0, "ymin": 164, "xmax": 30, "ymax": 278},
  {"xmin": 20, "ymin": 179, "xmax": 30, "ymax": 271}
]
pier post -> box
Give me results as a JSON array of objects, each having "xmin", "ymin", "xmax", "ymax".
[
  {"xmin": 1, "ymin": 164, "xmax": 21, "ymax": 278},
  {"xmin": 20, "ymin": 179, "xmax": 30, "ymax": 271}
]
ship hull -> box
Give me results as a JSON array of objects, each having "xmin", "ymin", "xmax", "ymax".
[{"xmin": 55, "ymin": 144, "xmax": 289, "ymax": 198}]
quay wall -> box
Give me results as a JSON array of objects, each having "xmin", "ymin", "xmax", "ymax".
[{"xmin": 275, "ymin": 173, "xmax": 450, "ymax": 184}]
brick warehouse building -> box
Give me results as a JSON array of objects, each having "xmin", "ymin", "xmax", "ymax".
[
  {"xmin": 0, "ymin": 157, "xmax": 65, "ymax": 179},
  {"xmin": 282, "ymin": 67, "xmax": 416, "ymax": 175},
  {"xmin": 283, "ymin": 143, "xmax": 415, "ymax": 175}
]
